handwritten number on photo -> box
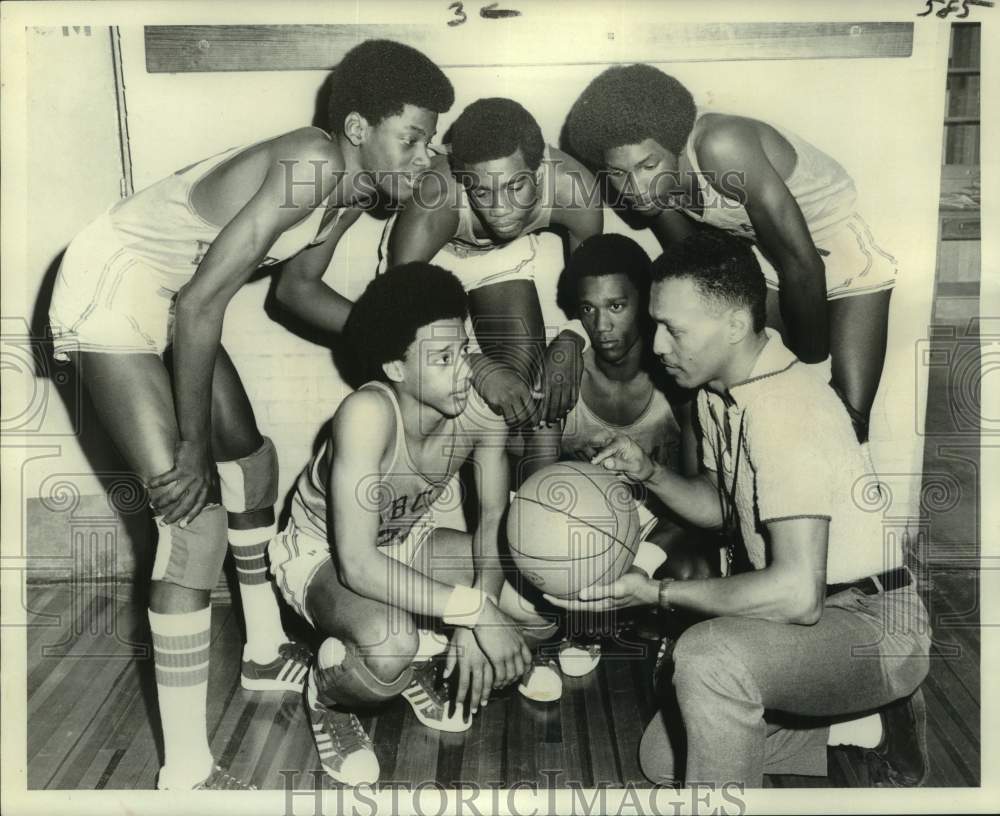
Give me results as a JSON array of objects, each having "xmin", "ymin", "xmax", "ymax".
[{"xmin": 447, "ymin": 2, "xmax": 522, "ymax": 26}]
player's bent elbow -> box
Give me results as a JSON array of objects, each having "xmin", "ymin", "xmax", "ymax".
[
  {"xmin": 274, "ymin": 271, "xmax": 308, "ymax": 308},
  {"xmin": 785, "ymin": 588, "xmax": 824, "ymax": 626}
]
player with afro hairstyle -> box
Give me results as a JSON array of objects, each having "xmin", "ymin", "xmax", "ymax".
[
  {"xmin": 344, "ymin": 261, "xmax": 469, "ymax": 385},
  {"xmin": 447, "ymin": 97, "xmax": 546, "ymax": 171},
  {"xmin": 564, "ymin": 63, "xmax": 899, "ymax": 446},
  {"xmin": 377, "ymin": 96, "xmax": 605, "ymax": 437},
  {"xmin": 565, "ymin": 64, "xmax": 696, "ymax": 168},
  {"xmin": 46, "ymin": 38, "xmax": 452, "ymax": 791},
  {"xmin": 327, "ymin": 39, "xmax": 455, "ymax": 135},
  {"xmin": 270, "ymin": 260, "xmax": 565, "ymax": 786}
]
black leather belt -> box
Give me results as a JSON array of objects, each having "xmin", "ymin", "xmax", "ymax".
[{"xmin": 826, "ymin": 566, "xmax": 911, "ymax": 597}]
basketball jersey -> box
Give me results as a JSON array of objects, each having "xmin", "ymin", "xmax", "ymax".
[
  {"xmin": 106, "ymin": 130, "xmax": 343, "ymax": 292},
  {"xmin": 680, "ymin": 114, "xmax": 857, "ymax": 243},
  {"xmin": 561, "ymin": 359, "xmax": 682, "ymax": 474},
  {"xmin": 444, "ymin": 144, "xmax": 555, "ymax": 258},
  {"xmin": 289, "ymin": 382, "xmax": 472, "ymax": 550}
]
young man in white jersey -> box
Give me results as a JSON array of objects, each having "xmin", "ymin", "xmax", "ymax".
[
  {"xmin": 565, "ymin": 65, "xmax": 898, "ymax": 445},
  {"xmin": 524, "ymin": 234, "xmax": 714, "ymax": 569},
  {"xmin": 269, "ymin": 263, "xmax": 561, "ymax": 787},
  {"xmin": 380, "ymin": 98, "xmax": 604, "ymax": 430},
  {"xmin": 520, "ymin": 234, "xmax": 718, "ymax": 675},
  {"xmin": 48, "ymin": 40, "xmax": 454, "ymax": 790},
  {"xmin": 548, "ymin": 232, "xmax": 930, "ymax": 789}
]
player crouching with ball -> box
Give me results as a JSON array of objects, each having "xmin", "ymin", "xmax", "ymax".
[
  {"xmin": 547, "ymin": 231, "xmax": 931, "ymax": 789},
  {"xmin": 268, "ymin": 263, "xmax": 562, "ymax": 787}
]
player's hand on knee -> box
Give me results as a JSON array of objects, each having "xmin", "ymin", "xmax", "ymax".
[
  {"xmin": 147, "ymin": 440, "xmax": 217, "ymax": 526},
  {"xmin": 589, "ymin": 432, "xmax": 656, "ymax": 483}
]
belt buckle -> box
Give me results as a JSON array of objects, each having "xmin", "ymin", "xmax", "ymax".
[{"xmin": 869, "ymin": 573, "xmax": 885, "ymax": 594}]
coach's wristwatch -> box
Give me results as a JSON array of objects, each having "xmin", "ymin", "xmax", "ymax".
[{"xmin": 658, "ymin": 578, "xmax": 676, "ymax": 612}]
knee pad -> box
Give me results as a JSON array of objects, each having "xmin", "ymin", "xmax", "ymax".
[
  {"xmin": 217, "ymin": 437, "xmax": 278, "ymax": 514},
  {"xmin": 151, "ymin": 504, "xmax": 228, "ymax": 590},
  {"xmin": 314, "ymin": 638, "xmax": 414, "ymax": 709}
]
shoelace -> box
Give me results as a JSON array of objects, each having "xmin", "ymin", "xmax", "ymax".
[
  {"xmin": 328, "ymin": 711, "xmax": 370, "ymax": 753},
  {"xmin": 197, "ymin": 767, "xmax": 256, "ymax": 790},
  {"xmin": 412, "ymin": 661, "xmax": 449, "ymax": 708},
  {"xmin": 278, "ymin": 641, "xmax": 312, "ymax": 665}
]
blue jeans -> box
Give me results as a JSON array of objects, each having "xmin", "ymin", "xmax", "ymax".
[{"xmin": 639, "ymin": 582, "xmax": 931, "ymax": 787}]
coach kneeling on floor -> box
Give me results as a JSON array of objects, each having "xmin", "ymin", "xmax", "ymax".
[{"xmin": 545, "ymin": 230, "xmax": 931, "ymax": 789}]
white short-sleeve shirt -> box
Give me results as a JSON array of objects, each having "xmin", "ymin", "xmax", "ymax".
[{"xmin": 697, "ymin": 330, "xmax": 898, "ymax": 584}]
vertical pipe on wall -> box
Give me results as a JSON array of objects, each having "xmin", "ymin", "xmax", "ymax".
[{"xmin": 109, "ymin": 26, "xmax": 134, "ymax": 199}]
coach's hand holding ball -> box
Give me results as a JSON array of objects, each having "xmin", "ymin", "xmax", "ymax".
[{"xmin": 544, "ymin": 567, "xmax": 660, "ymax": 612}]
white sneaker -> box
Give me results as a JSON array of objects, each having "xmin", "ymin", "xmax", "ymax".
[
  {"xmin": 517, "ymin": 656, "xmax": 563, "ymax": 702},
  {"xmin": 401, "ymin": 660, "xmax": 472, "ymax": 733},
  {"xmin": 557, "ymin": 640, "xmax": 601, "ymax": 678},
  {"xmin": 306, "ymin": 673, "xmax": 380, "ymax": 786}
]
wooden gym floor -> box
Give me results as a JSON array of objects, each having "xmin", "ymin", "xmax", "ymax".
[{"xmin": 24, "ymin": 564, "xmax": 979, "ymax": 790}]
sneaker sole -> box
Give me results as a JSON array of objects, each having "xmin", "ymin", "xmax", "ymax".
[
  {"xmin": 558, "ymin": 658, "xmax": 601, "ymax": 678},
  {"xmin": 241, "ymin": 676, "xmax": 307, "ymax": 692},
  {"xmin": 517, "ymin": 684, "xmax": 562, "ymax": 702}
]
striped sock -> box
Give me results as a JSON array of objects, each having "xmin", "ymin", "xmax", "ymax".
[
  {"xmin": 149, "ymin": 606, "xmax": 214, "ymax": 789},
  {"xmin": 230, "ymin": 527, "xmax": 287, "ymax": 663}
]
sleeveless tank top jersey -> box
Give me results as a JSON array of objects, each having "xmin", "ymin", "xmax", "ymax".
[
  {"xmin": 445, "ymin": 144, "xmax": 556, "ymax": 258},
  {"xmin": 289, "ymin": 382, "xmax": 466, "ymax": 550},
  {"xmin": 561, "ymin": 359, "xmax": 683, "ymax": 517},
  {"xmin": 681, "ymin": 114, "xmax": 858, "ymax": 243},
  {"xmin": 561, "ymin": 375, "xmax": 682, "ymax": 474},
  {"xmin": 106, "ymin": 131, "xmax": 343, "ymax": 292}
]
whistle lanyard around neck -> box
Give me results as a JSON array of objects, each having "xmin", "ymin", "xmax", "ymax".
[{"xmin": 709, "ymin": 397, "xmax": 747, "ymax": 576}]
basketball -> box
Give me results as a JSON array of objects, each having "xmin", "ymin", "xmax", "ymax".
[{"xmin": 506, "ymin": 461, "xmax": 641, "ymax": 598}]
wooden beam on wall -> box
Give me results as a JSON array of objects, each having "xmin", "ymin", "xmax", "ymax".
[{"xmin": 144, "ymin": 21, "xmax": 913, "ymax": 74}]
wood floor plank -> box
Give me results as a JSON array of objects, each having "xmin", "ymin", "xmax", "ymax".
[
  {"xmin": 580, "ymin": 665, "xmax": 621, "ymax": 786},
  {"xmin": 28, "ymin": 599, "xmax": 133, "ymax": 768},
  {"xmin": 390, "ymin": 700, "xmax": 441, "ymax": 781},
  {"xmin": 604, "ymin": 655, "xmax": 648, "ymax": 785},
  {"xmin": 27, "ymin": 592, "xmax": 118, "ymax": 722},
  {"xmin": 557, "ymin": 675, "xmax": 590, "ymax": 786},
  {"xmin": 924, "ymin": 661, "xmax": 981, "ymax": 743},
  {"xmin": 504, "ymin": 692, "xmax": 539, "ymax": 784},
  {"xmin": 922, "ymin": 680, "xmax": 980, "ymax": 786},
  {"xmin": 459, "ymin": 689, "xmax": 506, "ymax": 785},
  {"xmin": 25, "ymin": 585, "xmax": 67, "ymax": 688},
  {"xmin": 46, "ymin": 657, "xmax": 139, "ymax": 789},
  {"xmin": 369, "ymin": 702, "xmax": 406, "ymax": 783},
  {"xmin": 244, "ymin": 693, "xmax": 305, "ymax": 789},
  {"xmin": 98, "ymin": 681, "xmax": 161, "ymax": 791}
]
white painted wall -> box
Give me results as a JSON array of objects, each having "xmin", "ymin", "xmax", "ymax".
[{"xmin": 4, "ymin": 26, "xmax": 129, "ymax": 509}]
